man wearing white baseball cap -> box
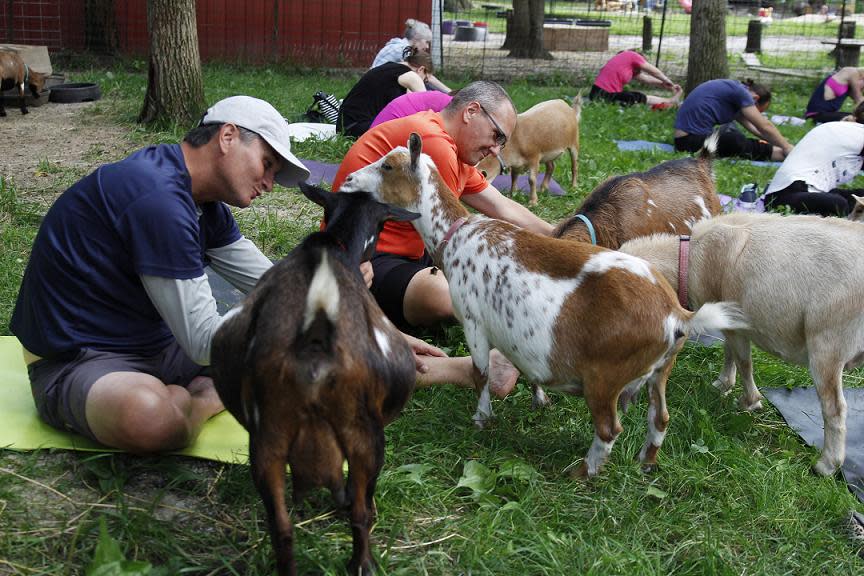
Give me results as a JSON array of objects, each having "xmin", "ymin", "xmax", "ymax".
[{"xmin": 11, "ymin": 95, "xmax": 309, "ymax": 453}]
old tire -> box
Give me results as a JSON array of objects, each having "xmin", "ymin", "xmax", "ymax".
[{"xmin": 48, "ymin": 83, "xmax": 101, "ymax": 104}]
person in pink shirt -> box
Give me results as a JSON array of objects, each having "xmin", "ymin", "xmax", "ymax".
[
  {"xmin": 370, "ymin": 90, "xmax": 454, "ymax": 129},
  {"xmin": 589, "ymin": 50, "xmax": 682, "ymax": 108}
]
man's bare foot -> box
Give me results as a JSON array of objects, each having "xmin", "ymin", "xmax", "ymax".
[
  {"xmin": 488, "ymin": 349, "xmax": 520, "ymax": 399},
  {"xmin": 187, "ymin": 376, "xmax": 224, "ymax": 417}
]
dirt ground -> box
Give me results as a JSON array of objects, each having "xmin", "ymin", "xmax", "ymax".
[{"xmin": 0, "ymin": 100, "xmax": 135, "ymax": 198}]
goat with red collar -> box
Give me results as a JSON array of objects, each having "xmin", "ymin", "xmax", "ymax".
[
  {"xmin": 340, "ymin": 133, "xmax": 746, "ymax": 477},
  {"xmin": 0, "ymin": 49, "xmax": 46, "ymax": 116},
  {"xmin": 620, "ymin": 212, "xmax": 864, "ymax": 477}
]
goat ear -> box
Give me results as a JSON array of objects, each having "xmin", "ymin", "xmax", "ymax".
[
  {"xmin": 387, "ymin": 206, "xmax": 421, "ymax": 223},
  {"xmin": 298, "ymin": 181, "xmax": 334, "ymax": 210},
  {"xmin": 854, "ymin": 194, "xmax": 864, "ymax": 206},
  {"xmin": 408, "ymin": 132, "xmax": 422, "ymax": 171}
]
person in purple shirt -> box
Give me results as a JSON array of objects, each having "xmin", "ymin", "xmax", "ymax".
[
  {"xmin": 370, "ymin": 90, "xmax": 453, "ymax": 129},
  {"xmin": 674, "ymin": 79, "xmax": 793, "ymax": 161}
]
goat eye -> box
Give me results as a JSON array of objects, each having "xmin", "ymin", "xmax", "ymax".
[{"xmin": 382, "ymin": 163, "xmax": 392, "ymax": 171}]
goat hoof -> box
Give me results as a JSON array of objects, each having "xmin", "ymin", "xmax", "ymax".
[
  {"xmin": 738, "ymin": 397, "xmax": 763, "ymax": 412},
  {"xmin": 568, "ymin": 462, "xmax": 590, "ymax": 479},
  {"xmin": 640, "ymin": 462, "xmax": 658, "ymax": 474},
  {"xmin": 711, "ymin": 378, "xmax": 733, "ymax": 395},
  {"xmin": 347, "ymin": 557, "xmax": 376, "ymax": 576},
  {"xmin": 813, "ymin": 458, "xmax": 839, "ymax": 477}
]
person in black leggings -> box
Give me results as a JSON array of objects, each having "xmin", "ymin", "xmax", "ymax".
[{"xmin": 764, "ymin": 102, "xmax": 864, "ymax": 217}]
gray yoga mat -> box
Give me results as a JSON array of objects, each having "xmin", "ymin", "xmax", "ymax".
[{"xmin": 762, "ymin": 387, "xmax": 864, "ymax": 503}]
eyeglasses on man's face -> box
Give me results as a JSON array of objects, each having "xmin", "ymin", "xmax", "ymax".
[{"xmin": 478, "ymin": 103, "xmax": 508, "ymax": 149}]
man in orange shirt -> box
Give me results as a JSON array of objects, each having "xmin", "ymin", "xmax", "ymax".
[{"xmin": 332, "ymin": 81, "xmax": 554, "ymax": 396}]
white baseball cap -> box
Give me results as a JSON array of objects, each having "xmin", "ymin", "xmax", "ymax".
[{"xmin": 200, "ymin": 95, "xmax": 310, "ymax": 187}]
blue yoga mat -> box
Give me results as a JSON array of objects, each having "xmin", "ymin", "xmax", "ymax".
[
  {"xmin": 614, "ymin": 140, "xmax": 675, "ymax": 153},
  {"xmin": 614, "ymin": 141, "xmax": 784, "ymax": 168},
  {"xmin": 763, "ymin": 387, "xmax": 864, "ymax": 503}
]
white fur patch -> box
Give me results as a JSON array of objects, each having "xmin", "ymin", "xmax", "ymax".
[
  {"xmin": 443, "ymin": 230, "xmax": 579, "ymax": 383},
  {"xmin": 303, "ymin": 252, "xmax": 340, "ymax": 332},
  {"xmin": 362, "ymin": 234, "xmax": 376, "ymax": 254},
  {"xmin": 643, "ymin": 403, "xmax": 667, "ymax": 449},
  {"xmin": 647, "ymin": 199, "xmax": 658, "ymax": 207},
  {"xmin": 585, "ymin": 434, "xmax": 615, "ymax": 476},
  {"xmin": 693, "ymin": 196, "xmax": 712, "ymax": 219},
  {"xmin": 576, "ymin": 251, "xmax": 656, "ymax": 286},
  {"xmin": 373, "ymin": 327, "xmax": 391, "ymax": 357}
]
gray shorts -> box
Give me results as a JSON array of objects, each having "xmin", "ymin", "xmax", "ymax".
[{"xmin": 27, "ymin": 341, "xmax": 205, "ymax": 442}]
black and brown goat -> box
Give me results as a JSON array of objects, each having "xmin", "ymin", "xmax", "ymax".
[
  {"xmin": 211, "ymin": 182, "xmax": 420, "ymax": 576},
  {"xmin": 554, "ymin": 133, "xmax": 721, "ymax": 249},
  {"xmin": 0, "ymin": 50, "xmax": 46, "ymax": 116}
]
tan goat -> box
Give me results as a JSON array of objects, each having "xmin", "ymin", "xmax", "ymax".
[
  {"xmin": 476, "ymin": 97, "xmax": 581, "ymax": 206},
  {"xmin": 620, "ymin": 212, "xmax": 864, "ymax": 476}
]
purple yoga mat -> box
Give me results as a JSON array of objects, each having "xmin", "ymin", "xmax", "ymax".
[
  {"xmin": 491, "ymin": 173, "xmax": 566, "ymax": 197},
  {"xmin": 298, "ymin": 158, "xmax": 566, "ymax": 197}
]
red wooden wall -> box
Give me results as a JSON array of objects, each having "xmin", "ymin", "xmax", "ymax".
[{"xmin": 1, "ymin": 0, "xmax": 432, "ymax": 67}]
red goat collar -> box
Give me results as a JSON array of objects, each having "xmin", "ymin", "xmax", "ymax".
[
  {"xmin": 677, "ymin": 235, "xmax": 691, "ymax": 310},
  {"xmin": 433, "ymin": 217, "xmax": 468, "ymax": 268}
]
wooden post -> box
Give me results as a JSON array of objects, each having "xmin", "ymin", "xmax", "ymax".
[
  {"xmin": 642, "ymin": 16, "xmax": 653, "ymax": 52},
  {"xmin": 745, "ymin": 20, "xmax": 762, "ymax": 53},
  {"xmin": 837, "ymin": 44, "xmax": 862, "ymax": 68}
]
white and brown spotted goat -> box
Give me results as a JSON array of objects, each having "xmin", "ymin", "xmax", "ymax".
[{"xmin": 340, "ymin": 134, "xmax": 746, "ymax": 477}]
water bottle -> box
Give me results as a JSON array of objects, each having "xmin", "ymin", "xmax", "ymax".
[{"xmin": 736, "ymin": 183, "xmax": 758, "ymax": 212}]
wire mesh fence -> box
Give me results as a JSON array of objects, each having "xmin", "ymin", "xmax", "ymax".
[
  {"xmin": 0, "ymin": 0, "xmax": 860, "ymax": 86},
  {"xmin": 440, "ymin": 1, "xmax": 860, "ymax": 84}
]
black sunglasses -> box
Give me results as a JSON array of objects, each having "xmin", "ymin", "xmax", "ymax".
[{"xmin": 478, "ymin": 103, "xmax": 508, "ymax": 149}]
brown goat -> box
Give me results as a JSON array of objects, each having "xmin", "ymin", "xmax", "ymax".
[
  {"xmin": 476, "ymin": 97, "xmax": 581, "ymax": 206},
  {"xmin": 211, "ymin": 183, "xmax": 419, "ymax": 576},
  {"xmin": 0, "ymin": 49, "xmax": 46, "ymax": 116},
  {"xmin": 554, "ymin": 133, "xmax": 721, "ymax": 249}
]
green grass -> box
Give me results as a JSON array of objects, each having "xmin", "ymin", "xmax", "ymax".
[{"xmin": 0, "ymin": 62, "xmax": 862, "ymax": 575}]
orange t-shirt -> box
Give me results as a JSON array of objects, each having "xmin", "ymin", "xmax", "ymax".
[{"xmin": 331, "ymin": 111, "xmax": 488, "ymax": 259}]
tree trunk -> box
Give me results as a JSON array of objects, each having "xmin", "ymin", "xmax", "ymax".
[
  {"xmin": 138, "ymin": 0, "xmax": 205, "ymax": 127},
  {"xmin": 507, "ymin": 0, "xmax": 551, "ymax": 59},
  {"xmin": 685, "ymin": 0, "xmax": 728, "ymax": 94}
]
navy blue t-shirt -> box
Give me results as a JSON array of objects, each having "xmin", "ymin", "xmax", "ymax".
[
  {"xmin": 10, "ymin": 144, "xmax": 241, "ymax": 357},
  {"xmin": 674, "ymin": 79, "xmax": 755, "ymax": 136}
]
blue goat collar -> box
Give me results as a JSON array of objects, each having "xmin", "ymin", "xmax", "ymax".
[{"xmin": 574, "ymin": 214, "xmax": 596, "ymax": 246}]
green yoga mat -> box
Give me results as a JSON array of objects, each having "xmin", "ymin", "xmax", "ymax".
[{"xmin": 0, "ymin": 336, "xmax": 250, "ymax": 464}]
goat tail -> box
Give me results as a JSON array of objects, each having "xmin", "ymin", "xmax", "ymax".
[
  {"xmin": 676, "ymin": 301, "xmax": 748, "ymax": 345},
  {"xmin": 699, "ymin": 129, "xmax": 720, "ymax": 161},
  {"xmin": 295, "ymin": 250, "xmax": 341, "ymax": 388},
  {"xmin": 572, "ymin": 90, "xmax": 583, "ymax": 121}
]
